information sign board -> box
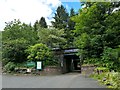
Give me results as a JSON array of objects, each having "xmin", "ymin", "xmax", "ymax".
[{"xmin": 37, "ymin": 61, "xmax": 42, "ymax": 70}]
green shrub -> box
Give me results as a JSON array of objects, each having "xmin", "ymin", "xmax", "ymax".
[
  {"xmin": 101, "ymin": 47, "xmax": 120, "ymax": 71},
  {"xmin": 44, "ymin": 60, "xmax": 58, "ymax": 66},
  {"xmin": 90, "ymin": 72, "xmax": 120, "ymax": 90},
  {"xmin": 85, "ymin": 58, "xmax": 100, "ymax": 65},
  {"xmin": 16, "ymin": 62, "xmax": 27, "ymax": 68},
  {"xmin": 26, "ymin": 43, "xmax": 52, "ymax": 62},
  {"xmin": 95, "ymin": 67, "xmax": 109, "ymax": 72},
  {"xmin": 112, "ymin": 73, "xmax": 120, "ymax": 90},
  {"xmin": 4, "ymin": 62, "xmax": 16, "ymax": 72}
]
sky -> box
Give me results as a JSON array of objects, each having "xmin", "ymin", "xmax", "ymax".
[
  {"xmin": 0, "ymin": 0, "xmax": 81, "ymax": 31},
  {"xmin": 62, "ymin": 2, "xmax": 81, "ymax": 14}
]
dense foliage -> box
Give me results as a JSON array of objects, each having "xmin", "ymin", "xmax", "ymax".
[
  {"xmin": 51, "ymin": 5, "xmax": 76, "ymax": 48},
  {"xmin": 90, "ymin": 71, "xmax": 120, "ymax": 89},
  {"xmin": 2, "ymin": 20, "xmax": 38, "ymax": 66},
  {"xmin": 26, "ymin": 43, "xmax": 52, "ymax": 62},
  {"xmin": 72, "ymin": 2, "xmax": 120, "ymax": 72},
  {"xmin": 37, "ymin": 27, "xmax": 66, "ymax": 48}
]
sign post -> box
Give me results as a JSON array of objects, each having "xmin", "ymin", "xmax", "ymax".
[
  {"xmin": 36, "ymin": 61, "xmax": 42, "ymax": 70},
  {"xmin": 26, "ymin": 61, "xmax": 35, "ymax": 68}
]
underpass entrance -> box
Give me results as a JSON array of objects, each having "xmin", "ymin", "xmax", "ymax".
[
  {"xmin": 63, "ymin": 54, "xmax": 81, "ymax": 73},
  {"xmin": 53, "ymin": 48, "xmax": 81, "ymax": 74}
]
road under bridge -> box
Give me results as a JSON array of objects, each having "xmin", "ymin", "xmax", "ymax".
[{"xmin": 53, "ymin": 48, "xmax": 81, "ymax": 74}]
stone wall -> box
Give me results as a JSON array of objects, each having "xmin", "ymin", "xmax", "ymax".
[
  {"xmin": 81, "ymin": 65, "xmax": 96, "ymax": 76},
  {"xmin": 32, "ymin": 66, "xmax": 62, "ymax": 75},
  {"xmin": 10, "ymin": 66, "xmax": 62, "ymax": 75},
  {"xmin": 42, "ymin": 66, "xmax": 61, "ymax": 75}
]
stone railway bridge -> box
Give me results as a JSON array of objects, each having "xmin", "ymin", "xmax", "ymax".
[{"xmin": 53, "ymin": 48, "xmax": 81, "ymax": 74}]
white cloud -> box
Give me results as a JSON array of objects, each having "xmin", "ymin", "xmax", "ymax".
[{"xmin": 0, "ymin": 0, "xmax": 61, "ymax": 30}]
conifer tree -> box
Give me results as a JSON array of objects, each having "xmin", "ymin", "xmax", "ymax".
[{"xmin": 39, "ymin": 17, "xmax": 47, "ymax": 28}]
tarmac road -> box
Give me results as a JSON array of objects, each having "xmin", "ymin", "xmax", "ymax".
[{"xmin": 2, "ymin": 73, "xmax": 106, "ymax": 88}]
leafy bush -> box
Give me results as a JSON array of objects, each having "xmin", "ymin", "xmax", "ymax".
[
  {"xmin": 95, "ymin": 67, "xmax": 109, "ymax": 72},
  {"xmin": 2, "ymin": 39, "xmax": 28, "ymax": 64},
  {"xmin": 112, "ymin": 73, "xmax": 120, "ymax": 90},
  {"xmin": 101, "ymin": 47, "xmax": 119, "ymax": 71},
  {"xmin": 84, "ymin": 58, "xmax": 100, "ymax": 65},
  {"xmin": 2, "ymin": 20, "xmax": 38, "ymax": 65},
  {"xmin": 25, "ymin": 43, "xmax": 57, "ymax": 67},
  {"xmin": 90, "ymin": 72, "xmax": 120, "ymax": 89},
  {"xmin": 4, "ymin": 62, "xmax": 16, "ymax": 72},
  {"xmin": 26, "ymin": 43, "xmax": 52, "ymax": 61},
  {"xmin": 16, "ymin": 62, "xmax": 27, "ymax": 68},
  {"xmin": 44, "ymin": 59, "xmax": 59, "ymax": 66},
  {"xmin": 91, "ymin": 73, "xmax": 106, "ymax": 80}
]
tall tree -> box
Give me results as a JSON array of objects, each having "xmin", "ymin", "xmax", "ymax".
[
  {"xmin": 65, "ymin": 8, "xmax": 76, "ymax": 48},
  {"xmin": 72, "ymin": 2, "xmax": 120, "ymax": 71},
  {"xmin": 33, "ymin": 20, "xmax": 39, "ymax": 31},
  {"xmin": 37, "ymin": 27, "xmax": 66, "ymax": 49},
  {"xmin": 39, "ymin": 17, "xmax": 47, "ymax": 28},
  {"xmin": 72, "ymin": 2, "xmax": 111, "ymax": 62},
  {"xmin": 2, "ymin": 19, "xmax": 38, "ymax": 65},
  {"xmin": 70, "ymin": 8, "xmax": 76, "ymax": 17},
  {"xmin": 52, "ymin": 5, "xmax": 77, "ymax": 48},
  {"xmin": 51, "ymin": 5, "xmax": 69, "ymax": 29},
  {"xmin": 104, "ymin": 9, "xmax": 120, "ymax": 48},
  {"xmin": 68, "ymin": 8, "xmax": 76, "ymax": 30}
]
